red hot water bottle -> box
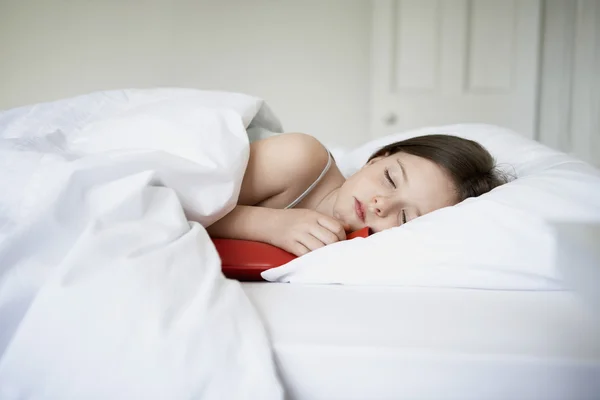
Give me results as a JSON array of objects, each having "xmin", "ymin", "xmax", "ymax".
[{"xmin": 213, "ymin": 227, "xmax": 371, "ymax": 281}]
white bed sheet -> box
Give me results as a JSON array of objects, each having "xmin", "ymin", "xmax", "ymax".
[{"xmin": 242, "ymin": 283, "xmax": 600, "ymax": 400}]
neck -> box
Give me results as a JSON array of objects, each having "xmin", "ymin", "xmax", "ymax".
[{"xmin": 314, "ymin": 187, "xmax": 340, "ymax": 218}]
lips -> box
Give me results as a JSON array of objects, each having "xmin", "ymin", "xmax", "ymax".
[{"xmin": 354, "ymin": 197, "xmax": 365, "ymax": 223}]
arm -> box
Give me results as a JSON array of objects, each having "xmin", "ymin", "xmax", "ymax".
[
  {"xmin": 206, "ymin": 133, "xmax": 345, "ymax": 255},
  {"xmin": 207, "ymin": 204, "xmax": 346, "ymax": 256},
  {"xmin": 206, "ymin": 205, "xmax": 282, "ymax": 245}
]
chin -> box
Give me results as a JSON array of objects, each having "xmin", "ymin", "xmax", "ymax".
[
  {"xmin": 347, "ymin": 219, "xmax": 363, "ymax": 232},
  {"xmin": 352, "ymin": 215, "xmax": 366, "ymax": 231}
]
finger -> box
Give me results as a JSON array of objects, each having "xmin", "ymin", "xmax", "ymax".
[
  {"xmin": 298, "ymin": 233, "xmax": 327, "ymax": 252},
  {"xmin": 291, "ymin": 241, "xmax": 311, "ymax": 257},
  {"xmin": 310, "ymin": 225, "xmax": 341, "ymax": 245},
  {"xmin": 317, "ymin": 216, "xmax": 347, "ymax": 241}
]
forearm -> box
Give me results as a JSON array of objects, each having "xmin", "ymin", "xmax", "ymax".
[{"xmin": 206, "ymin": 205, "xmax": 280, "ymax": 244}]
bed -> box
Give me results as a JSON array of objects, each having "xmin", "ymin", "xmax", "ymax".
[
  {"xmin": 1, "ymin": 88, "xmax": 599, "ymax": 400},
  {"xmin": 242, "ymin": 121, "xmax": 600, "ymax": 399},
  {"xmin": 243, "ymin": 282, "xmax": 600, "ymax": 400}
]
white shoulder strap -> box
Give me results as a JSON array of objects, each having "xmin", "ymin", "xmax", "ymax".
[{"xmin": 284, "ymin": 151, "xmax": 333, "ymax": 209}]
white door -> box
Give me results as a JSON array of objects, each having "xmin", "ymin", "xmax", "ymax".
[{"xmin": 370, "ymin": 0, "xmax": 541, "ymax": 139}]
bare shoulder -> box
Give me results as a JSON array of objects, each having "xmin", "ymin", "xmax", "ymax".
[
  {"xmin": 238, "ymin": 133, "xmax": 331, "ymax": 207},
  {"xmin": 263, "ymin": 132, "xmax": 328, "ymax": 165}
]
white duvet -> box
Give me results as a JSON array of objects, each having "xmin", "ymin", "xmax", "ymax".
[{"xmin": 0, "ymin": 89, "xmax": 284, "ymax": 399}]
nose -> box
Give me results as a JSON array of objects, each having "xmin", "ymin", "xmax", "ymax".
[{"xmin": 369, "ymin": 196, "xmax": 392, "ymax": 217}]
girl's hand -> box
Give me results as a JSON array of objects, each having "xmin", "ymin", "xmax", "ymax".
[{"xmin": 268, "ymin": 209, "xmax": 348, "ymax": 256}]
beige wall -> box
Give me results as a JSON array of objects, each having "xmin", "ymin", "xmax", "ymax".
[{"xmin": 0, "ymin": 0, "xmax": 371, "ymax": 146}]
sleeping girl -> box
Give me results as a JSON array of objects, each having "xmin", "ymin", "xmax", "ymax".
[{"xmin": 207, "ymin": 133, "xmax": 507, "ymax": 256}]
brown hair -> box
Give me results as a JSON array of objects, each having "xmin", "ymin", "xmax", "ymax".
[{"xmin": 368, "ymin": 134, "xmax": 509, "ymax": 201}]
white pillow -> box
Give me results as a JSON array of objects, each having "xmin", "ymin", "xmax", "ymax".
[{"xmin": 262, "ymin": 124, "xmax": 600, "ymax": 290}]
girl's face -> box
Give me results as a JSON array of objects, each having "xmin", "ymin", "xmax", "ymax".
[{"xmin": 333, "ymin": 152, "xmax": 458, "ymax": 233}]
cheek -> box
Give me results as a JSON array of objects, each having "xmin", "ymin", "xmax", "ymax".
[
  {"xmin": 348, "ymin": 172, "xmax": 380, "ymax": 195},
  {"xmin": 333, "ymin": 184, "xmax": 352, "ymax": 214},
  {"xmin": 429, "ymin": 186, "xmax": 457, "ymax": 209},
  {"xmin": 340, "ymin": 177, "xmax": 364, "ymax": 201}
]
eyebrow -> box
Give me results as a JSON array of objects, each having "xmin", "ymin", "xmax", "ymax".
[
  {"xmin": 396, "ymin": 159, "xmax": 422, "ymax": 217},
  {"xmin": 396, "ymin": 159, "xmax": 408, "ymax": 184}
]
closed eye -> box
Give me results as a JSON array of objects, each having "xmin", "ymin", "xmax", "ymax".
[
  {"xmin": 401, "ymin": 209, "xmax": 407, "ymax": 224},
  {"xmin": 384, "ymin": 168, "xmax": 396, "ymax": 188}
]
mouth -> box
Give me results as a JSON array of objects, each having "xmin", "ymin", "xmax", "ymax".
[{"xmin": 354, "ymin": 197, "xmax": 366, "ymax": 223}]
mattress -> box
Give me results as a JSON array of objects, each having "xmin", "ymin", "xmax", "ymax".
[{"xmin": 241, "ymin": 283, "xmax": 600, "ymax": 400}]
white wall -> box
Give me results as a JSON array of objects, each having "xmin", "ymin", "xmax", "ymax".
[
  {"xmin": 0, "ymin": 0, "xmax": 371, "ymax": 147},
  {"xmin": 537, "ymin": 0, "xmax": 600, "ymax": 166}
]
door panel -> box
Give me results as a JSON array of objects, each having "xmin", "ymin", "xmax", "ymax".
[{"xmin": 370, "ymin": 0, "xmax": 541, "ymax": 139}]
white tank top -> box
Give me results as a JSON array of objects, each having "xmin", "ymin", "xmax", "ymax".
[{"xmin": 284, "ymin": 151, "xmax": 333, "ymax": 209}]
